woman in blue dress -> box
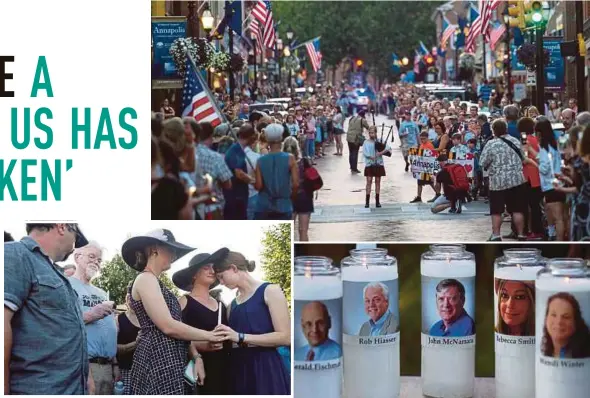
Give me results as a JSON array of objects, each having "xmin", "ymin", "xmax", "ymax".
[{"xmin": 213, "ymin": 251, "xmax": 291, "ymax": 395}]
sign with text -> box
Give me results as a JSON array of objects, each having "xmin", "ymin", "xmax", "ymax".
[
  {"xmin": 151, "ymin": 17, "xmax": 187, "ymax": 79},
  {"xmin": 408, "ymin": 148, "xmax": 475, "ymax": 180}
]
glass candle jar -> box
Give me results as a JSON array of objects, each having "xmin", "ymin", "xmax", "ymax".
[
  {"xmin": 494, "ymin": 248, "xmax": 546, "ymax": 398},
  {"xmin": 341, "ymin": 248, "xmax": 399, "ymax": 398},
  {"xmin": 293, "ymin": 256, "xmax": 342, "ymax": 398},
  {"xmin": 535, "ymin": 258, "xmax": 590, "ymax": 398},
  {"xmin": 420, "ymin": 244, "xmax": 476, "ymax": 398}
]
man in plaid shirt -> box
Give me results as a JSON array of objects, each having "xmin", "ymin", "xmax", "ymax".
[{"xmin": 193, "ymin": 123, "xmax": 233, "ymax": 219}]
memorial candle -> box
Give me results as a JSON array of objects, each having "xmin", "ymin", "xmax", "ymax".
[
  {"xmin": 535, "ymin": 258, "xmax": 590, "ymax": 398},
  {"xmin": 420, "ymin": 245, "xmax": 476, "ymax": 398},
  {"xmin": 494, "ymin": 248, "xmax": 546, "ymax": 398},
  {"xmin": 217, "ymin": 302, "xmax": 222, "ymax": 325},
  {"xmin": 294, "ymin": 256, "xmax": 343, "ymax": 398},
  {"xmin": 341, "ymin": 247, "xmax": 400, "ymax": 398}
]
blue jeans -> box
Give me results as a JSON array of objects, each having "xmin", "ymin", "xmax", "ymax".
[
  {"xmin": 306, "ymin": 138, "xmax": 315, "ymax": 158},
  {"xmin": 247, "ymin": 194, "xmax": 258, "ymax": 220}
]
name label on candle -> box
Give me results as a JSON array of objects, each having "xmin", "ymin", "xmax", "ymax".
[
  {"xmin": 421, "ymin": 333, "xmax": 476, "ymax": 347},
  {"xmin": 343, "ymin": 332, "xmax": 400, "ymax": 346},
  {"xmin": 294, "ymin": 358, "xmax": 342, "ymax": 371},
  {"xmin": 342, "ymin": 279, "xmax": 400, "ymax": 339},
  {"xmin": 294, "ymin": 298, "xmax": 343, "ymax": 365}
]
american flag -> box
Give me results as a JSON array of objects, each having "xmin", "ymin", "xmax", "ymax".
[
  {"xmin": 251, "ymin": 0, "xmax": 268, "ymax": 25},
  {"xmin": 465, "ymin": 1, "xmax": 486, "ymax": 53},
  {"xmin": 489, "ymin": 22, "xmax": 506, "ymax": 50},
  {"xmin": 248, "ymin": 17, "xmax": 263, "ymax": 53},
  {"xmin": 181, "ymin": 57, "xmax": 224, "ymax": 127},
  {"xmin": 483, "ymin": 0, "xmax": 502, "ymax": 43},
  {"xmin": 262, "ymin": 0, "xmax": 276, "ymax": 48},
  {"xmin": 305, "ymin": 38, "xmax": 322, "ymax": 72},
  {"xmin": 441, "ymin": 19, "xmax": 456, "ymax": 49}
]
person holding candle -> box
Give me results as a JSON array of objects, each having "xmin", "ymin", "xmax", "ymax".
[
  {"xmin": 359, "ymin": 282, "xmax": 398, "ymax": 336},
  {"xmin": 495, "ymin": 279, "xmax": 535, "ymax": 336},
  {"xmin": 296, "ymin": 301, "xmax": 343, "ymax": 361},
  {"xmin": 541, "ymin": 292, "xmax": 590, "ymax": 358},
  {"xmin": 212, "ymin": 251, "xmax": 291, "ymax": 395},
  {"xmin": 121, "ymin": 229, "xmax": 226, "ymax": 395},
  {"xmin": 172, "ymin": 248, "xmax": 231, "ymax": 395},
  {"xmin": 429, "ymin": 279, "xmax": 475, "ymax": 337}
]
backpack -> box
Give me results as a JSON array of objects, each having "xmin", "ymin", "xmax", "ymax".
[
  {"xmin": 446, "ymin": 163, "xmax": 470, "ymax": 192},
  {"xmin": 303, "ymin": 163, "xmax": 323, "ymax": 191}
]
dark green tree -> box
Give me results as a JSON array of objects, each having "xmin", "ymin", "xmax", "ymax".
[
  {"xmin": 92, "ymin": 254, "xmax": 179, "ymax": 305},
  {"xmin": 260, "ymin": 224, "xmax": 291, "ymax": 306}
]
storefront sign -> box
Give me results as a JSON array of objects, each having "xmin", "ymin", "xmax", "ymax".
[{"xmin": 152, "ymin": 17, "xmax": 187, "ymax": 79}]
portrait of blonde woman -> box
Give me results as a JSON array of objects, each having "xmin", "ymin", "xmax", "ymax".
[{"xmin": 495, "ymin": 279, "xmax": 535, "ymax": 336}]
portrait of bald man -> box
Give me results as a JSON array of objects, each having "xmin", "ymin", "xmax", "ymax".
[
  {"xmin": 359, "ymin": 282, "xmax": 397, "ymax": 336},
  {"xmin": 295, "ymin": 301, "xmax": 342, "ymax": 361},
  {"xmin": 429, "ymin": 279, "xmax": 475, "ymax": 337}
]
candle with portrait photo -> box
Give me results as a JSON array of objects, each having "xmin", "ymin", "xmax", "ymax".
[
  {"xmin": 420, "ymin": 245, "xmax": 476, "ymax": 398},
  {"xmin": 342, "ymin": 246, "xmax": 400, "ymax": 398},
  {"xmin": 294, "ymin": 257, "xmax": 342, "ymax": 398},
  {"xmin": 535, "ymin": 258, "xmax": 590, "ymax": 398},
  {"xmin": 494, "ymin": 249, "xmax": 546, "ymax": 398}
]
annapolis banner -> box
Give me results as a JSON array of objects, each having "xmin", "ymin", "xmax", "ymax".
[
  {"xmin": 152, "ymin": 16, "xmax": 187, "ymax": 78},
  {"xmin": 408, "ymin": 148, "xmax": 475, "ymax": 180}
]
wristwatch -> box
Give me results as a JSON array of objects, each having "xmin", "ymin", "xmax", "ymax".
[{"xmin": 238, "ymin": 332, "xmax": 245, "ymax": 346}]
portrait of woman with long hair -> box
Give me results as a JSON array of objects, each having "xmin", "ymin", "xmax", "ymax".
[
  {"xmin": 541, "ymin": 292, "xmax": 590, "ymax": 358},
  {"xmin": 495, "ymin": 279, "xmax": 535, "ymax": 336}
]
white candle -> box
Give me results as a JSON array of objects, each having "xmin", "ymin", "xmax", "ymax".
[
  {"xmin": 218, "ymin": 302, "xmax": 222, "ymax": 325},
  {"xmin": 294, "ymin": 257, "xmax": 342, "ymax": 398},
  {"xmin": 494, "ymin": 249, "xmax": 545, "ymax": 398},
  {"xmin": 342, "ymin": 248, "xmax": 400, "ymax": 398},
  {"xmin": 421, "ymin": 245, "xmax": 476, "ymax": 398},
  {"xmin": 535, "ymin": 259, "xmax": 590, "ymax": 398}
]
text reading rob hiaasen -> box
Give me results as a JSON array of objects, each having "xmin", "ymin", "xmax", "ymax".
[{"xmin": 0, "ymin": 56, "xmax": 138, "ymax": 201}]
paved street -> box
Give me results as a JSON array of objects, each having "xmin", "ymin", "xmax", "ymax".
[{"xmin": 303, "ymin": 114, "xmax": 512, "ymax": 242}]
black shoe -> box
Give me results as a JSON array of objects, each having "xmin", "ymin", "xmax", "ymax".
[
  {"xmin": 427, "ymin": 194, "xmax": 440, "ymax": 203},
  {"xmin": 456, "ymin": 201, "xmax": 462, "ymax": 214},
  {"xmin": 352, "ymin": 169, "xmax": 361, "ymax": 174},
  {"xmin": 410, "ymin": 196, "xmax": 422, "ymax": 203},
  {"xmin": 517, "ymin": 235, "xmax": 527, "ymax": 241},
  {"xmin": 365, "ymin": 194, "xmax": 370, "ymax": 208},
  {"xmin": 376, "ymin": 194, "xmax": 381, "ymax": 208},
  {"xmin": 449, "ymin": 207, "xmax": 457, "ymax": 214},
  {"xmin": 405, "ymin": 164, "xmax": 409, "ymax": 172}
]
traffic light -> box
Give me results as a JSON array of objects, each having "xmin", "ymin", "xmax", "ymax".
[
  {"xmin": 508, "ymin": 0, "xmax": 525, "ymax": 29},
  {"xmin": 355, "ymin": 59, "xmax": 364, "ymax": 67},
  {"xmin": 401, "ymin": 57, "xmax": 409, "ymax": 66},
  {"xmin": 425, "ymin": 55, "xmax": 434, "ymax": 65},
  {"xmin": 530, "ymin": 1, "xmax": 543, "ymax": 24}
]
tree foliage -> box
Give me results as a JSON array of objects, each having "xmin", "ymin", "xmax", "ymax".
[
  {"xmin": 260, "ymin": 224, "xmax": 291, "ymax": 306},
  {"xmin": 274, "ymin": 1, "xmax": 441, "ymax": 79},
  {"xmin": 92, "ymin": 254, "xmax": 179, "ymax": 305}
]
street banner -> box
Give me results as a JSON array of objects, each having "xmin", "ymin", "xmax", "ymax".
[
  {"xmin": 510, "ymin": 37, "xmax": 564, "ymax": 91},
  {"xmin": 408, "ymin": 148, "xmax": 475, "ymax": 181},
  {"xmin": 152, "ymin": 17, "xmax": 187, "ymax": 79}
]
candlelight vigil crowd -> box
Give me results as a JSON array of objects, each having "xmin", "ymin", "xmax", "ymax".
[
  {"xmin": 152, "ymin": 78, "xmax": 590, "ymax": 242},
  {"xmin": 4, "ymin": 224, "xmax": 291, "ymax": 395}
]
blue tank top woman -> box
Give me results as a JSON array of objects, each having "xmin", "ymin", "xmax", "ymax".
[
  {"xmin": 254, "ymin": 152, "xmax": 293, "ymax": 220},
  {"xmin": 228, "ymin": 283, "xmax": 290, "ymax": 395}
]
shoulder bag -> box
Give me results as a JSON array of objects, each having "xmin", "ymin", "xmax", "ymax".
[{"xmin": 499, "ymin": 136, "xmax": 523, "ymax": 161}]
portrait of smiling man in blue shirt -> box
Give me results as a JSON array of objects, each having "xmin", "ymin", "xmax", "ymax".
[
  {"xmin": 359, "ymin": 282, "xmax": 397, "ymax": 336},
  {"xmin": 295, "ymin": 301, "xmax": 341, "ymax": 361},
  {"xmin": 429, "ymin": 279, "xmax": 475, "ymax": 337}
]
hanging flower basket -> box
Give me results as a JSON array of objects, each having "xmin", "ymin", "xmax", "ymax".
[
  {"xmin": 195, "ymin": 38, "xmax": 214, "ymax": 68},
  {"xmin": 207, "ymin": 51, "xmax": 230, "ymax": 72},
  {"xmin": 459, "ymin": 53, "xmax": 475, "ymax": 70},
  {"xmin": 169, "ymin": 37, "xmax": 199, "ymax": 76},
  {"xmin": 516, "ymin": 43, "xmax": 550, "ymax": 71},
  {"xmin": 230, "ymin": 53, "xmax": 246, "ymax": 73}
]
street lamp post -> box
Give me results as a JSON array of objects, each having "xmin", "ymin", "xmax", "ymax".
[
  {"xmin": 250, "ymin": 31, "xmax": 258, "ymax": 92},
  {"xmin": 277, "ymin": 39, "xmax": 283, "ymax": 88},
  {"xmin": 200, "ymin": 4, "xmax": 215, "ymax": 89},
  {"xmin": 286, "ymin": 25, "xmax": 294, "ymax": 95},
  {"xmin": 502, "ymin": 12, "xmax": 512, "ymax": 101}
]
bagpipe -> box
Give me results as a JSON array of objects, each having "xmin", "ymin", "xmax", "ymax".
[{"xmin": 375, "ymin": 123, "xmax": 394, "ymax": 157}]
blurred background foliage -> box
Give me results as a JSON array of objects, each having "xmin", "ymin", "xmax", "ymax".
[{"xmin": 294, "ymin": 244, "xmax": 590, "ymax": 377}]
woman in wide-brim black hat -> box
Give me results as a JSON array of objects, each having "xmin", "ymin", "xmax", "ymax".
[
  {"xmin": 121, "ymin": 229, "xmax": 225, "ymax": 395},
  {"xmin": 173, "ymin": 248, "xmax": 231, "ymax": 394}
]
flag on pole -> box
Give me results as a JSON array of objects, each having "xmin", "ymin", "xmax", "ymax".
[
  {"xmin": 248, "ymin": 17, "xmax": 263, "ymax": 53},
  {"xmin": 262, "ymin": 0, "xmax": 276, "ymax": 48},
  {"xmin": 483, "ymin": 0, "xmax": 502, "ymax": 43},
  {"xmin": 414, "ymin": 50, "xmax": 421, "ymax": 74},
  {"xmin": 465, "ymin": 1, "xmax": 484, "ymax": 53},
  {"xmin": 250, "ymin": 0, "xmax": 268, "ymax": 24},
  {"xmin": 441, "ymin": 16, "xmax": 456, "ymax": 49},
  {"xmin": 489, "ymin": 22, "xmax": 506, "ymax": 50},
  {"xmin": 419, "ymin": 41, "xmax": 430, "ymax": 56},
  {"xmin": 226, "ymin": 0, "xmax": 243, "ymax": 36},
  {"xmin": 305, "ymin": 37, "xmax": 322, "ymax": 72},
  {"xmin": 182, "ymin": 56, "xmax": 225, "ymax": 127}
]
